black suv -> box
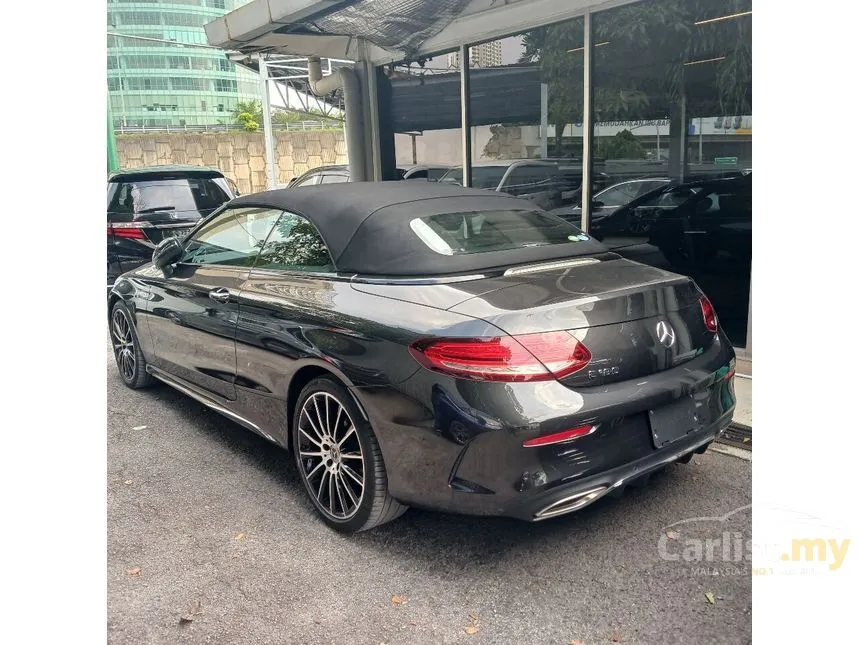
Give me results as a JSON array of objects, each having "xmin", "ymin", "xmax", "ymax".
[{"xmin": 107, "ymin": 166, "xmax": 238, "ymax": 287}]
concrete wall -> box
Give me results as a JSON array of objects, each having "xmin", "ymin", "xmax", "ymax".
[
  {"xmin": 394, "ymin": 125, "xmax": 543, "ymax": 167},
  {"xmin": 116, "ymin": 126, "xmax": 541, "ymax": 193},
  {"xmin": 116, "ymin": 130, "xmax": 348, "ymax": 194}
]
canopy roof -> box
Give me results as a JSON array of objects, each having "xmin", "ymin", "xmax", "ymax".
[
  {"xmin": 205, "ymin": 0, "xmax": 622, "ymax": 63},
  {"xmin": 227, "ymin": 182, "xmax": 606, "ymax": 275}
]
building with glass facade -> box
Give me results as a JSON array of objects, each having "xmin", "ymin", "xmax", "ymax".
[{"xmin": 107, "ymin": 0, "xmax": 261, "ymax": 128}]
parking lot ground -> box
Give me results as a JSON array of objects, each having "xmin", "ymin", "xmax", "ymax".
[{"xmin": 108, "ymin": 349, "xmax": 752, "ymax": 645}]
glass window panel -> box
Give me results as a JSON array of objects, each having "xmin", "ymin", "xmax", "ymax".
[
  {"xmin": 182, "ymin": 208, "xmax": 283, "ymax": 267},
  {"xmin": 255, "ymin": 212, "xmax": 335, "ymax": 272},
  {"xmin": 589, "ymin": 0, "xmax": 752, "ymax": 347}
]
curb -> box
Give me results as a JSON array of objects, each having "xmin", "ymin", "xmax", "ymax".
[{"xmin": 710, "ymin": 442, "xmax": 752, "ymax": 461}]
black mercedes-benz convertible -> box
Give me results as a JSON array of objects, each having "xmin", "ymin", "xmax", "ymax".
[{"xmin": 109, "ymin": 182, "xmax": 736, "ymax": 533}]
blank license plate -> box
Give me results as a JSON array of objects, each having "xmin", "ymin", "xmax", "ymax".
[{"xmin": 649, "ymin": 397, "xmax": 699, "ymax": 448}]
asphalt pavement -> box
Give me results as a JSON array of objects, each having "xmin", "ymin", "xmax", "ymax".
[{"xmin": 107, "ymin": 346, "xmax": 752, "ymax": 645}]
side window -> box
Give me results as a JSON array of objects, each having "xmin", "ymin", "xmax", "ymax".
[
  {"xmin": 319, "ymin": 174, "xmax": 349, "ymax": 184},
  {"xmin": 406, "ymin": 169, "xmax": 428, "ymax": 180},
  {"xmin": 255, "ymin": 211, "xmax": 335, "ymax": 273},
  {"xmin": 180, "ymin": 207, "xmax": 282, "ymax": 267},
  {"xmin": 637, "ymin": 181, "xmax": 667, "ymax": 197},
  {"xmin": 596, "ymin": 184, "xmax": 638, "ymax": 207},
  {"xmin": 293, "ymin": 173, "xmax": 321, "ymax": 188}
]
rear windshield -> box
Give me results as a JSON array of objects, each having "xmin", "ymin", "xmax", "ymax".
[
  {"xmin": 107, "ymin": 177, "xmax": 230, "ymax": 215},
  {"xmin": 409, "ymin": 209, "xmax": 591, "ymax": 256}
]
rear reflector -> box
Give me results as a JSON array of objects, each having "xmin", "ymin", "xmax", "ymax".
[
  {"xmin": 108, "ymin": 223, "xmax": 149, "ymax": 240},
  {"xmin": 523, "ymin": 424, "xmax": 596, "ymax": 447},
  {"xmin": 699, "ymin": 296, "xmax": 718, "ymax": 333},
  {"xmin": 409, "ymin": 332, "xmax": 591, "ymax": 382}
]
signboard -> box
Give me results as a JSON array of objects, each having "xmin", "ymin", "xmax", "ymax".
[{"xmin": 714, "ymin": 156, "xmax": 739, "ymax": 165}]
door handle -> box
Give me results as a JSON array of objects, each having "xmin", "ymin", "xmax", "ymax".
[{"xmin": 208, "ymin": 288, "xmax": 231, "ymax": 304}]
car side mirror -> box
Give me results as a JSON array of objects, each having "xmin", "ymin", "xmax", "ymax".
[{"xmin": 153, "ymin": 237, "xmax": 183, "ymax": 269}]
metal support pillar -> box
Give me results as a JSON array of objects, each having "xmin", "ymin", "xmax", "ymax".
[
  {"xmin": 698, "ymin": 117, "xmax": 703, "ymax": 163},
  {"xmin": 459, "ymin": 44, "xmax": 472, "ymax": 187},
  {"xmin": 539, "ymin": 83, "xmax": 548, "ymax": 159},
  {"xmin": 361, "ymin": 40, "xmax": 383, "ymax": 182},
  {"xmin": 257, "ymin": 54, "xmax": 277, "ymax": 190},
  {"xmin": 668, "ymin": 93, "xmax": 688, "ymax": 182},
  {"xmin": 679, "ymin": 93, "xmax": 687, "ymax": 183},
  {"xmin": 580, "ymin": 9, "xmax": 594, "ymax": 233}
]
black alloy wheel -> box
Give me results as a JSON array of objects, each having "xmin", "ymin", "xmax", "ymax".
[
  {"xmin": 110, "ymin": 301, "xmax": 153, "ymax": 389},
  {"xmin": 292, "ymin": 377, "xmax": 406, "ymax": 533}
]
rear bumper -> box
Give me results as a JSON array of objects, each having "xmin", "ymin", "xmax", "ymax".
[
  {"xmin": 508, "ymin": 416, "xmax": 728, "ymax": 521},
  {"xmin": 358, "ymin": 332, "xmax": 736, "ymax": 522}
]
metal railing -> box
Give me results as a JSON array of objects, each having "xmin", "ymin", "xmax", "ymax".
[{"xmin": 114, "ymin": 120, "xmax": 342, "ymax": 134}]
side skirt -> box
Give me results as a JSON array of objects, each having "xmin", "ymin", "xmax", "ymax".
[{"xmin": 147, "ymin": 365, "xmax": 281, "ymax": 446}]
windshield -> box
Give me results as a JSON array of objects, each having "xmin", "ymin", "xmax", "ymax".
[
  {"xmin": 108, "ymin": 177, "xmax": 231, "ymax": 216},
  {"xmin": 439, "ymin": 166, "xmax": 508, "ymax": 189},
  {"xmin": 409, "ymin": 209, "xmax": 591, "ymax": 256}
]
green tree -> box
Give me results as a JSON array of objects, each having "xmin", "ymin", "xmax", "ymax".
[
  {"xmin": 520, "ymin": 0, "xmax": 751, "ymax": 151},
  {"xmin": 600, "ymin": 129, "xmax": 646, "ymax": 159},
  {"xmin": 233, "ymin": 100, "xmax": 263, "ymax": 131}
]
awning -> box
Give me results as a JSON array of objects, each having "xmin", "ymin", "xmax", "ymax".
[{"xmin": 205, "ymin": 0, "xmax": 633, "ymax": 64}]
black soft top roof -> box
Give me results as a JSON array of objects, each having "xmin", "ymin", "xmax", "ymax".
[{"xmin": 229, "ymin": 182, "xmax": 605, "ymax": 276}]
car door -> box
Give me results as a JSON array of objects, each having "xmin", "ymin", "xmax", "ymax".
[
  {"xmin": 142, "ymin": 206, "xmax": 283, "ymax": 401},
  {"xmin": 233, "ymin": 210, "xmax": 341, "ymax": 404}
]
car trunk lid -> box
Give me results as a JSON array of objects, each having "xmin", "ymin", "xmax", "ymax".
[{"xmin": 447, "ymin": 257, "xmax": 716, "ymax": 386}]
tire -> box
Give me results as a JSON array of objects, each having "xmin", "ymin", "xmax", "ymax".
[
  {"xmin": 110, "ymin": 300, "xmax": 153, "ymax": 389},
  {"xmin": 292, "ymin": 376, "xmax": 407, "ymax": 533}
]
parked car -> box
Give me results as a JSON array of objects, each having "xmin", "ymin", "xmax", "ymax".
[
  {"xmin": 286, "ymin": 164, "xmax": 448, "ymax": 187},
  {"xmin": 109, "ymin": 182, "xmax": 736, "ymax": 533},
  {"xmin": 646, "ymin": 174, "xmax": 752, "ymax": 271},
  {"xmin": 401, "ymin": 164, "xmax": 450, "ymax": 181},
  {"xmin": 551, "ymin": 177, "xmax": 671, "ymax": 229},
  {"xmin": 288, "ymin": 164, "xmax": 351, "ymax": 187},
  {"xmin": 107, "ymin": 165, "xmax": 238, "ymax": 288},
  {"xmin": 438, "ymin": 159, "xmax": 566, "ymax": 210}
]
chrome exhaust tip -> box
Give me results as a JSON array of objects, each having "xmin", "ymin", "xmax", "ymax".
[{"xmin": 534, "ymin": 485, "xmax": 608, "ymax": 520}]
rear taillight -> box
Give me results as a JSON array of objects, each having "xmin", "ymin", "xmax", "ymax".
[
  {"xmin": 408, "ymin": 331, "xmax": 591, "ymax": 382},
  {"xmin": 108, "ymin": 222, "xmax": 149, "ymax": 240},
  {"xmin": 700, "ymin": 296, "xmax": 718, "ymax": 333}
]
